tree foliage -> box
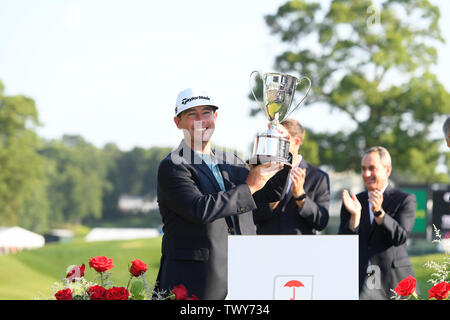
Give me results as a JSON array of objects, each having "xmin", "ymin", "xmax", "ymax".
[
  {"xmin": 0, "ymin": 81, "xmax": 48, "ymax": 231},
  {"xmin": 39, "ymin": 135, "xmax": 110, "ymax": 225},
  {"xmin": 0, "ymin": 79, "xmax": 171, "ymax": 232},
  {"xmin": 254, "ymin": 0, "xmax": 450, "ymax": 183}
]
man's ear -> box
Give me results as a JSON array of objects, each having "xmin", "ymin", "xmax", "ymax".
[
  {"xmin": 294, "ymin": 137, "xmax": 302, "ymax": 147},
  {"xmin": 174, "ymin": 116, "xmax": 181, "ymax": 129},
  {"xmin": 386, "ymin": 165, "xmax": 392, "ymax": 177}
]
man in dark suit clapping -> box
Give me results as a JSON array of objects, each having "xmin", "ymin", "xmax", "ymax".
[
  {"xmin": 339, "ymin": 146, "xmax": 417, "ymax": 299},
  {"xmin": 253, "ymin": 118, "xmax": 330, "ymax": 235}
]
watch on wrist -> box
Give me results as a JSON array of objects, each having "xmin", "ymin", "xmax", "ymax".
[
  {"xmin": 373, "ymin": 209, "xmax": 384, "ymax": 217},
  {"xmin": 294, "ymin": 193, "xmax": 307, "ymax": 201}
]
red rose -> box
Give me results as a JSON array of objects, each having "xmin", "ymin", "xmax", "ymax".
[
  {"xmin": 187, "ymin": 294, "xmax": 200, "ymax": 300},
  {"xmin": 106, "ymin": 287, "xmax": 129, "ymax": 300},
  {"xmin": 55, "ymin": 288, "xmax": 73, "ymax": 300},
  {"xmin": 66, "ymin": 264, "xmax": 85, "ymax": 282},
  {"xmin": 89, "ymin": 256, "xmax": 114, "ymax": 273},
  {"xmin": 172, "ymin": 284, "xmax": 189, "ymax": 300},
  {"xmin": 88, "ymin": 285, "xmax": 107, "ymax": 300},
  {"xmin": 428, "ymin": 281, "xmax": 450, "ymax": 300},
  {"xmin": 394, "ymin": 275, "xmax": 417, "ymax": 297},
  {"xmin": 129, "ymin": 259, "xmax": 147, "ymax": 277}
]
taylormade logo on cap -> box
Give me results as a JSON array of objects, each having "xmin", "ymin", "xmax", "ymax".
[
  {"xmin": 175, "ymin": 88, "xmax": 219, "ymax": 116},
  {"xmin": 181, "ymin": 95, "xmax": 210, "ymax": 105}
]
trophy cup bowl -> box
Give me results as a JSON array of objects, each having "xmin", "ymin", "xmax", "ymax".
[{"xmin": 247, "ymin": 71, "xmax": 311, "ymax": 165}]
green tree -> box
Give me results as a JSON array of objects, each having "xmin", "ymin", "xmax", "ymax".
[
  {"xmin": 255, "ymin": 0, "xmax": 450, "ymax": 183},
  {"xmin": 40, "ymin": 135, "xmax": 110, "ymax": 225},
  {"xmin": 141, "ymin": 147, "xmax": 172, "ymax": 199},
  {"xmin": 116, "ymin": 147, "xmax": 148, "ymax": 196},
  {"xmin": 98, "ymin": 144, "xmax": 172, "ymax": 219},
  {"xmin": 0, "ymin": 80, "xmax": 49, "ymax": 230},
  {"xmin": 100, "ymin": 142, "xmax": 123, "ymax": 219}
]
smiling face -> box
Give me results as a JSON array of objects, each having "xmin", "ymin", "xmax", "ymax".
[
  {"xmin": 173, "ymin": 105, "xmax": 217, "ymax": 149},
  {"xmin": 361, "ymin": 151, "xmax": 392, "ymax": 191}
]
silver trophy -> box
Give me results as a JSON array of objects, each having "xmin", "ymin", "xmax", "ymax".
[{"xmin": 248, "ymin": 71, "xmax": 311, "ymax": 165}]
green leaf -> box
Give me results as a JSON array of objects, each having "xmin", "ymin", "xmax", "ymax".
[{"xmin": 130, "ymin": 280, "xmax": 144, "ymax": 297}]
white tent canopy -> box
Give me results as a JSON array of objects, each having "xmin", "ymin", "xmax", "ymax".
[
  {"xmin": 85, "ymin": 228, "xmax": 160, "ymax": 242},
  {"xmin": 0, "ymin": 226, "xmax": 45, "ymax": 253}
]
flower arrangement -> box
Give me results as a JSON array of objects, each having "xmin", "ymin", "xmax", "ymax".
[
  {"xmin": 391, "ymin": 225, "xmax": 450, "ymax": 300},
  {"xmin": 51, "ymin": 256, "xmax": 198, "ymax": 300}
]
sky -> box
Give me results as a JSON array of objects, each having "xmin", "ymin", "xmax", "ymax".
[{"xmin": 1, "ymin": 0, "xmax": 449, "ymax": 159}]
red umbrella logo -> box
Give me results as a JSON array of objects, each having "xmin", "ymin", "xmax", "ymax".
[{"xmin": 284, "ymin": 280, "xmax": 304, "ymax": 300}]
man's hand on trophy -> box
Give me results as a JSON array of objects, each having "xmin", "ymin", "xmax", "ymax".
[{"xmin": 246, "ymin": 162, "xmax": 283, "ymax": 194}]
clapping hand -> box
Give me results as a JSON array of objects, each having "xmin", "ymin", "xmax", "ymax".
[
  {"xmin": 342, "ymin": 189, "xmax": 361, "ymax": 217},
  {"xmin": 368, "ymin": 190, "xmax": 383, "ymax": 213},
  {"xmin": 342, "ymin": 190, "xmax": 362, "ymax": 215},
  {"xmin": 290, "ymin": 167, "xmax": 306, "ymax": 198},
  {"xmin": 342, "ymin": 189, "xmax": 362, "ymax": 231}
]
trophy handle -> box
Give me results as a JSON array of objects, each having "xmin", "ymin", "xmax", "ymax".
[
  {"xmin": 285, "ymin": 76, "xmax": 312, "ymax": 119},
  {"xmin": 249, "ymin": 70, "xmax": 264, "ymax": 112}
]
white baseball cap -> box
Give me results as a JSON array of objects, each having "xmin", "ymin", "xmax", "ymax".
[{"xmin": 175, "ymin": 88, "xmax": 219, "ymax": 116}]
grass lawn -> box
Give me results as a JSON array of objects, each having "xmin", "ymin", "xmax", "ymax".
[
  {"xmin": 0, "ymin": 235, "xmax": 446, "ymax": 300},
  {"xmin": 0, "ymin": 236, "xmax": 162, "ymax": 300},
  {"xmin": 410, "ymin": 253, "xmax": 447, "ymax": 299}
]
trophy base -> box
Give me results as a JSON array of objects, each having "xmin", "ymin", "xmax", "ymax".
[
  {"xmin": 246, "ymin": 154, "xmax": 292, "ymax": 167},
  {"xmin": 246, "ymin": 130, "xmax": 292, "ymax": 166}
]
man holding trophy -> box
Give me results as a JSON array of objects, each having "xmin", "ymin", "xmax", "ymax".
[{"xmin": 153, "ymin": 86, "xmax": 295, "ymax": 300}]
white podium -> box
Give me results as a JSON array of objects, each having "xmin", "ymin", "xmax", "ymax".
[{"xmin": 227, "ymin": 235, "xmax": 359, "ymax": 300}]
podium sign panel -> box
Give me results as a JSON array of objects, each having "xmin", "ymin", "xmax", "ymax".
[{"xmin": 227, "ymin": 235, "xmax": 359, "ymax": 300}]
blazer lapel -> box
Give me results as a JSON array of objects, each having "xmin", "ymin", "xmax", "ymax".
[
  {"xmin": 215, "ymin": 149, "xmax": 236, "ymax": 191},
  {"xmin": 381, "ymin": 184, "xmax": 395, "ymax": 214},
  {"xmin": 275, "ymin": 158, "xmax": 304, "ymax": 211},
  {"xmin": 367, "ymin": 184, "xmax": 393, "ymax": 240},
  {"xmin": 178, "ymin": 140, "xmax": 222, "ymax": 192},
  {"xmin": 219, "ymin": 166, "xmax": 235, "ymax": 191},
  {"xmin": 299, "ymin": 159, "xmax": 311, "ymax": 192},
  {"xmin": 195, "ymin": 163, "xmax": 222, "ymax": 192},
  {"xmin": 359, "ymin": 191, "xmax": 373, "ymax": 234},
  {"xmin": 215, "ymin": 149, "xmax": 244, "ymax": 234}
]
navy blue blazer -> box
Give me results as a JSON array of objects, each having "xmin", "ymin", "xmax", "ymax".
[
  {"xmin": 153, "ymin": 140, "xmax": 290, "ymax": 300},
  {"xmin": 253, "ymin": 158, "xmax": 330, "ymax": 234}
]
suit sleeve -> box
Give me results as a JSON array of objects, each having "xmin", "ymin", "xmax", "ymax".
[
  {"xmin": 158, "ymin": 160, "xmax": 257, "ymax": 225},
  {"xmin": 251, "ymin": 165, "xmax": 291, "ymax": 224},
  {"xmin": 378, "ymin": 193, "xmax": 416, "ymax": 246},
  {"xmin": 252, "ymin": 201, "xmax": 277, "ymax": 224},
  {"xmin": 252, "ymin": 164, "xmax": 290, "ymax": 203},
  {"xmin": 297, "ymin": 173, "xmax": 330, "ymax": 231},
  {"xmin": 338, "ymin": 204, "xmax": 358, "ymax": 234},
  {"xmin": 338, "ymin": 202, "xmax": 359, "ymax": 234}
]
